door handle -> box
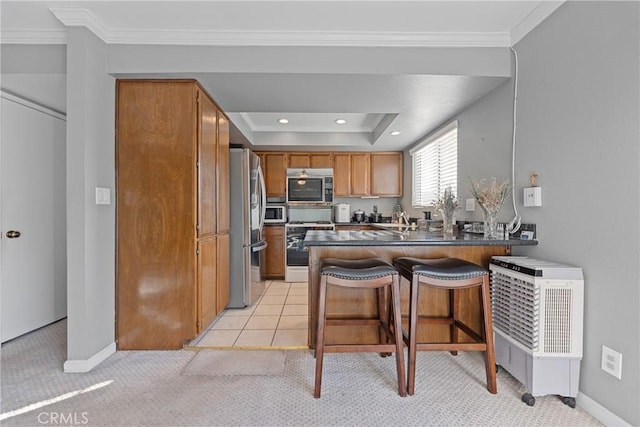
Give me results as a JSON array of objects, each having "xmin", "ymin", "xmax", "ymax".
[
  {"xmin": 6, "ymin": 230, "xmax": 21, "ymax": 239},
  {"xmin": 252, "ymin": 242, "xmax": 268, "ymax": 252}
]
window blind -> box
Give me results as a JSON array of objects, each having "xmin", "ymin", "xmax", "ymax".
[{"xmin": 411, "ymin": 122, "xmax": 458, "ymax": 207}]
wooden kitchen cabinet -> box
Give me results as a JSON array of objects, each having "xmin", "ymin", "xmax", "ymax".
[
  {"xmin": 116, "ymin": 80, "xmax": 229, "ymax": 349},
  {"xmin": 350, "ymin": 153, "xmax": 371, "ymax": 196},
  {"xmin": 370, "ymin": 152, "xmax": 403, "ymax": 197},
  {"xmin": 261, "ymin": 152, "xmax": 288, "ymax": 197},
  {"xmin": 311, "ymin": 153, "xmax": 332, "ymax": 168},
  {"xmin": 262, "ymin": 225, "xmax": 285, "ymax": 278},
  {"xmin": 198, "ymin": 237, "xmax": 217, "ymax": 331},
  {"xmin": 261, "ymin": 150, "xmax": 402, "ymax": 198},
  {"xmin": 288, "ymin": 153, "xmax": 310, "ymax": 168},
  {"xmin": 334, "ymin": 151, "xmax": 402, "ymax": 197},
  {"xmin": 288, "ymin": 152, "xmax": 332, "ymax": 168},
  {"xmin": 332, "ymin": 153, "xmax": 352, "ymax": 196},
  {"xmin": 333, "ymin": 152, "xmax": 371, "ymax": 196}
]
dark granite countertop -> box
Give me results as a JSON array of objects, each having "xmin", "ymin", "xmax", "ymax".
[{"xmin": 304, "ymin": 229, "xmax": 538, "ymax": 247}]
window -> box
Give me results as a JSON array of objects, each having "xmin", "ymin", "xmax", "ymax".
[{"xmin": 410, "ymin": 121, "xmax": 458, "ymax": 207}]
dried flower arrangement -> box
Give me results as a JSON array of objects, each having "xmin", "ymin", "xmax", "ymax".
[
  {"xmin": 433, "ymin": 186, "xmax": 460, "ymax": 217},
  {"xmin": 469, "ymin": 177, "xmax": 511, "ymax": 214}
]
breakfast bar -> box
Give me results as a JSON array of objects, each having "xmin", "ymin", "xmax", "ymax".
[{"xmin": 304, "ymin": 229, "xmax": 538, "ymax": 348}]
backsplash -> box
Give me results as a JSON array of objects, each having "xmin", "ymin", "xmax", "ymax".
[{"xmin": 331, "ymin": 197, "xmax": 398, "ymax": 218}]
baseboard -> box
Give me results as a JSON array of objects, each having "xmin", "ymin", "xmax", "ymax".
[
  {"xmin": 64, "ymin": 342, "xmax": 116, "ymax": 373},
  {"xmin": 578, "ymin": 392, "xmax": 632, "ymax": 426}
]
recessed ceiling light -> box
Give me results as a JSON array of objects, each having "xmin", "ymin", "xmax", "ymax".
[
  {"xmin": 278, "ymin": 118, "xmax": 289, "ymax": 124},
  {"xmin": 335, "ymin": 118, "xmax": 347, "ymax": 125},
  {"xmin": 390, "ymin": 131, "xmax": 401, "ymax": 136}
]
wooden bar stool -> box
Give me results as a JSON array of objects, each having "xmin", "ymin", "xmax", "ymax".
[
  {"xmin": 393, "ymin": 257, "xmax": 497, "ymax": 396},
  {"xmin": 314, "ymin": 258, "xmax": 406, "ymax": 398}
]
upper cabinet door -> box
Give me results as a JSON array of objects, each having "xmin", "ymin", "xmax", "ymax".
[
  {"xmin": 288, "ymin": 153, "xmax": 310, "ymax": 168},
  {"xmin": 350, "ymin": 153, "xmax": 370, "ymax": 196},
  {"xmin": 310, "ymin": 153, "xmax": 332, "ymax": 168},
  {"xmin": 263, "ymin": 153, "xmax": 287, "ymax": 197},
  {"xmin": 197, "ymin": 89, "xmax": 218, "ymax": 237},
  {"xmin": 332, "ymin": 153, "xmax": 351, "ymax": 197},
  {"xmin": 370, "ymin": 152, "xmax": 403, "ymax": 197}
]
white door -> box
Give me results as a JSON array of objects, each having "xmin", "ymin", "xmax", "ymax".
[{"xmin": 1, "ymin": 92, "xmax": 67, "ymax": 343}]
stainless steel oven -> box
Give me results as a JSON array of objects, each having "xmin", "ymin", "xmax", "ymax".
[{"xmin": 285, "ymin": 221, "xmax": 334, "ymax": 282}]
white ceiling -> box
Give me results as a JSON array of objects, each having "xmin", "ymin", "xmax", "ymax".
[{"xmin": 0, "ymin": 0, "xmax": 565, "ymax": 151}]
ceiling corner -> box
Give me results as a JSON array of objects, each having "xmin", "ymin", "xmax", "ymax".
[
  {"xmin": 49, "ymin": 7, "xmax": 109, "ymax": 42},
  {"xmin": 510, "ymin": 1, "xmax": 566, "ymax": 46}
]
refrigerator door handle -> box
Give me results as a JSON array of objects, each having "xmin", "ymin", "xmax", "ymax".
[
  {"xmin": 252, "ymin": 241, "xmax": 268, "ymax": 252},
  {"xmin": 257, "ymin": 163, "xmax": 267, "ymax": 232}
]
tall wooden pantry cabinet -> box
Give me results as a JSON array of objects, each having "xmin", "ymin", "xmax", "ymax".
[{"xmin": 116, "ymin": 80, "xmax": 229, "ymax": 350}]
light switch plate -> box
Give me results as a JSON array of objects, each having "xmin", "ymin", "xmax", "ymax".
[
  {"xmin": 95, "ymin": 187, "xmax": 111, "ymax": 205},
  {"xmin": 523, "ymin": 187, "xmax": 542, "ymax": 207}
]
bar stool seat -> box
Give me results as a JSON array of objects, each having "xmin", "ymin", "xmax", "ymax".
[
  {"xmin": 314, "ymin": 257, "xmax": 406, "ymax": 398},
  {"xmin": 393, "ymin": 257, "xmax": 497, "ymax": 396}
]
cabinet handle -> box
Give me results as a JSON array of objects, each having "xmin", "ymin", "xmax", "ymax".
[{"xmin": 6, "ymin": 230, "xmax": 21, "ymax": 239}]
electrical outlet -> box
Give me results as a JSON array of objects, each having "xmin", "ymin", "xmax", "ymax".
[
  {"xmin": 601, "ymin": 345, "xmax": 622, "ymax": 379},
  {"xmin": 523, "ymin": 187, "xmax": 542, "ymax": 207}
]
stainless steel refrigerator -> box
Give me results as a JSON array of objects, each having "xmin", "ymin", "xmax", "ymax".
[{"xmin": 228, "ymin": 148, "xmax": 267, "ymax": 308}]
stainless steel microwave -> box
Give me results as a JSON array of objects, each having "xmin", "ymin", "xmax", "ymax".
[
  {"xmin": 286, "ymin": 168, "xmax": 333, "ymax": 204},
  {"xmin": 264, "ymin": 205, "xmax": 287, "ymax": 223}
]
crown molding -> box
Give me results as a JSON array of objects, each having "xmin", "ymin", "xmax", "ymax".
[
  {"xmin": 3, "ymin": 3, "xmax": 562, "ymax": 48},
  {"xmin": 50, "ymin": 8, "xmax": 109, "ymax": 41},
  {"xmin": 510, "ymin": 0, "xmax": 565, "ymax": 45},
  {"xmin": 44, "ymin": 7, "xmax": 511, "ymax": 47},
  {"xmin": 103, "ymin": 29, "xmax": 511, "ymax": 47},
  {"xmin": 0, "ymin": 29, "xmax": 67, "ymax": 44}
]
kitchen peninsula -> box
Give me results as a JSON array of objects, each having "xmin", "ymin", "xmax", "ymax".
[{"xmin": 304, "ymin": 229, "xmax": 537, "ymax": 348}]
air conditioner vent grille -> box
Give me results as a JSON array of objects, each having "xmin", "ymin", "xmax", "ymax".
[
  {"xmin": 544, "ymin": 287, "xmax": 573, "ymax": 354},
  {"xmin": 491, "ymin": 271, "xmax": 539, "ymax": 351}
]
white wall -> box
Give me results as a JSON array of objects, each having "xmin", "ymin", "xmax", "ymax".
[
  {"xmin": 0, "ymin": 44, "xmax": 67, "ymax": 113},
  {"xmin": 403, "ymin": 2, "xmax": 639, "ymax": 424},
  {"xmin": 65, "ymin": 27, "xmax": 116, "ymax": 366}
]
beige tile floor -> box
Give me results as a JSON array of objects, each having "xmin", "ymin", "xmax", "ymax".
[{"xmin": 191, "ymin": 280, "xmax": 309, "ymax": 349}]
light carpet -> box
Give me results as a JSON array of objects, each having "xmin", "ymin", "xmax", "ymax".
[
  {"xmin": 183, "ymin": 349, "xmax": 286, "ymax": 376},
  {"xmin": 1, "ymin": 320, "xmax": 603, "ymax": 426}
]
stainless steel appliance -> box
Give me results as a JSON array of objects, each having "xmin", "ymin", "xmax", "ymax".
[
  {"xmin": 285, "ymin": 221, "xmax": 335, "ymax": 282},
  {"xmin": 265, "ymin": 205, "xmax": 286, "ymax": 224},
  {"xmin": 228, "ymin": 148, "xmax": 267, "ymax": 307},
  {"xmin": 369, "ymin": 205, "xmax": 383, "ymax": 223},
  {"xmin": 286, "ymin": 168, "xmax": 333, "ymax": 204},
  {"xmin": 352, "ymin": 209, "xmax": 366, "ymax": 223}
]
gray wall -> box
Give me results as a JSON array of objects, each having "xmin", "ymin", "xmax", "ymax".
[
  {"xmin": 513, "ymin": 3, "xmax": 639, "ymax": 424},
  {"xmin": 403, "ymin": 2, "xmax": 639, "ymax": 424},
  {"xmin": 65, "ymin": 27, "xmax": 116, "ymax": 361}
]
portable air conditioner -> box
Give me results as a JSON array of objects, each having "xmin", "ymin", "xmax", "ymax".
[{"xmin": 489, "ymin": 256, "xmax": 584, "ymax": 408}]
